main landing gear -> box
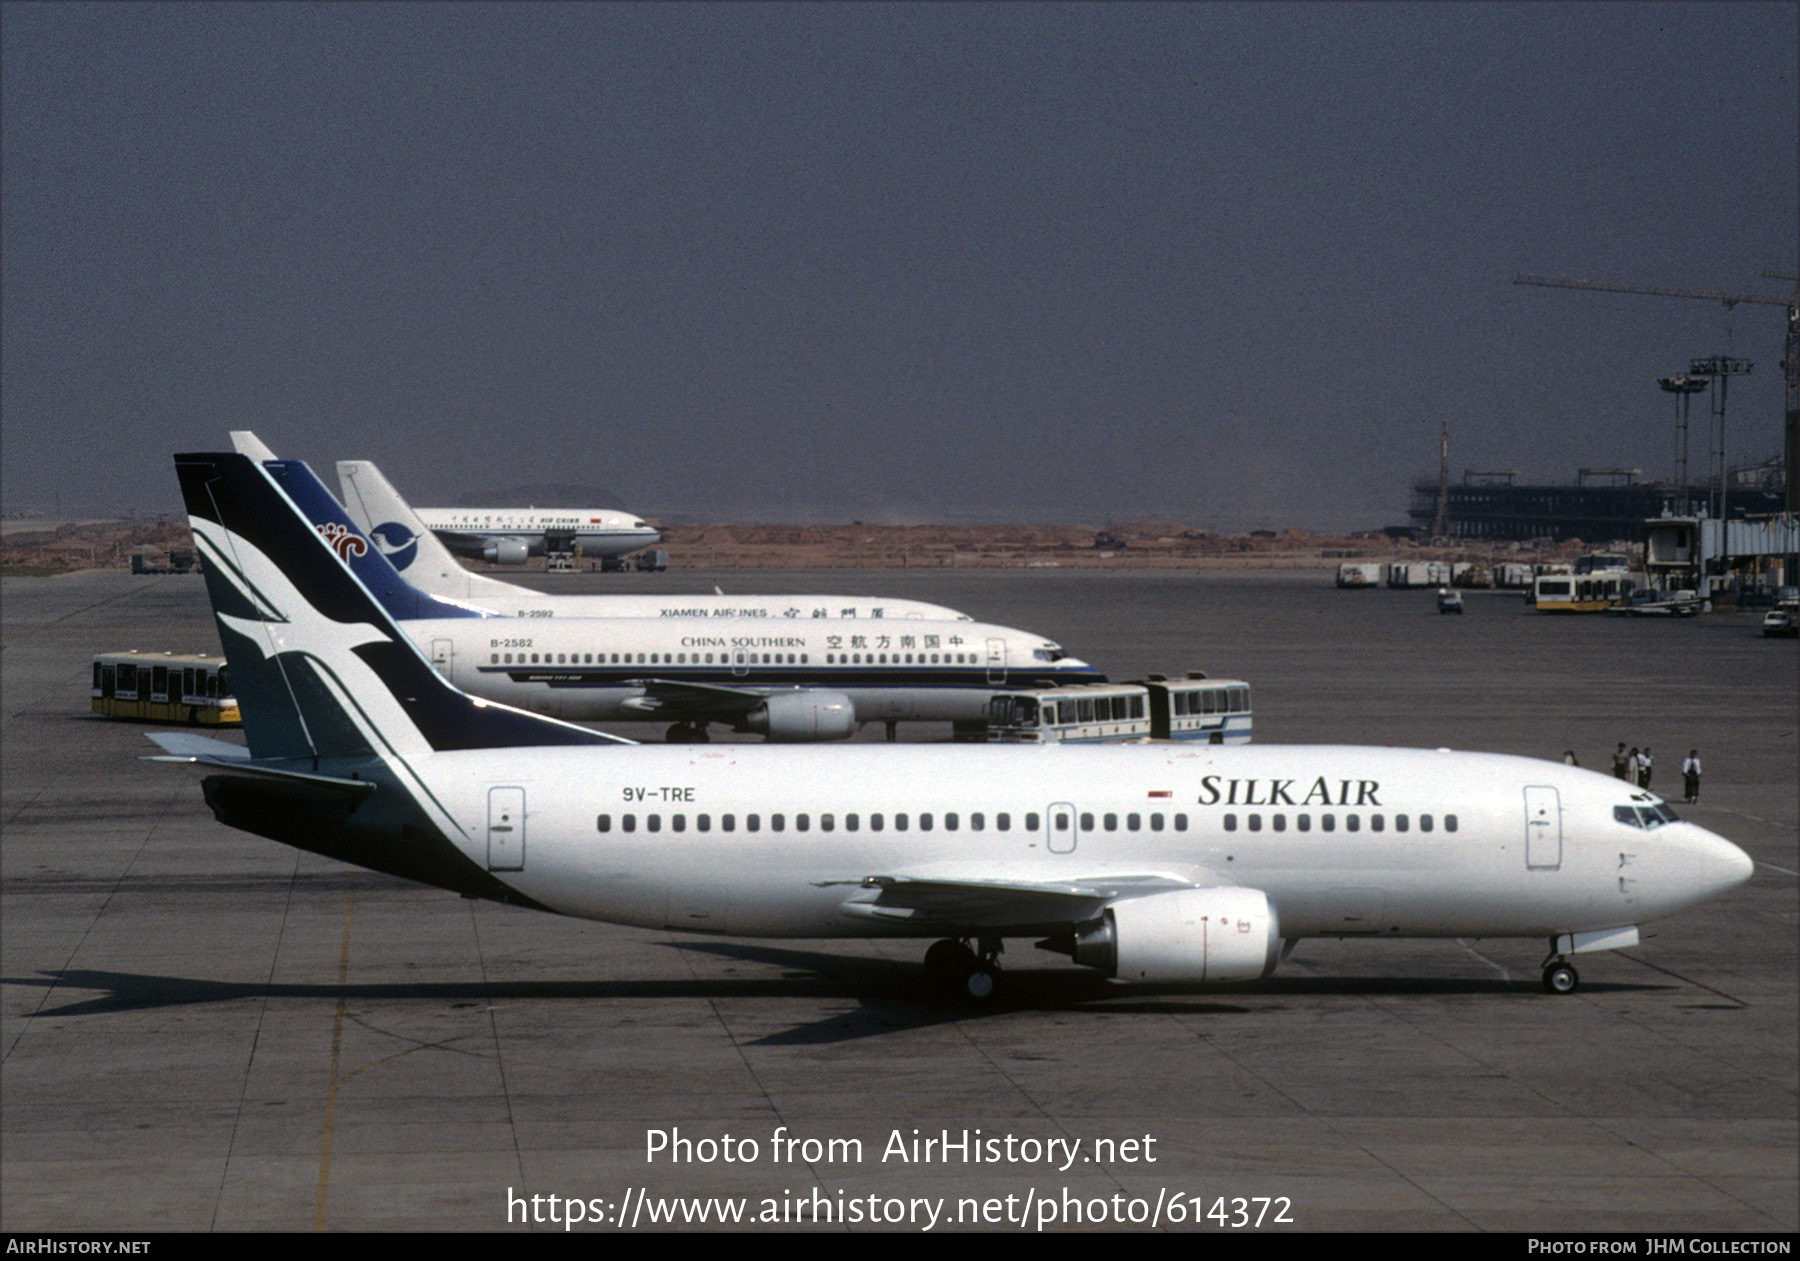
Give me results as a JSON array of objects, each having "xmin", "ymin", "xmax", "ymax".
[
  {"xmin": 924, "ymin": 937, "xmax": 1003, "ymax": 1002},
  {"xmin": 664, "ymin": 721, "xmax": 711, "ymax": 744},
  {"xmin": 1541, "ymin": 948, "xmax": 1580, "ymax": 995}
]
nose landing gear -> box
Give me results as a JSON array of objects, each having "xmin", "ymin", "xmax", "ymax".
[{"xmin": 1541, "ymin": 948, "xmax": 1580, "ymax": 995}]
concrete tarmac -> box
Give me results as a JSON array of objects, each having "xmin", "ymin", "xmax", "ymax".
[{"xmin": 3, "ymin": 568, "xmax": 1794, "ymax": 1232}]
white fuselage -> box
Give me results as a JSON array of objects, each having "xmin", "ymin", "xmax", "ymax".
[
  {"xmin": 408, "ymin": 743, "xmax": 1753, "ymax": 940},
  {"xmin": 418, "ymin": 507, "xmax": 661, "ymax": 558},
  {"xmin": 408, "ymin": 617, "xmax": 1094, "ymax": 722},
  {"xmin": 336, "ymin": 457, "xmax": 974, "ymax": 621}
]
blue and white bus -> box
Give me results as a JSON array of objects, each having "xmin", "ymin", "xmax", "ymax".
[{"xmin": 986, "ymin": 676, "xmax": 1252, "ymax": 744}]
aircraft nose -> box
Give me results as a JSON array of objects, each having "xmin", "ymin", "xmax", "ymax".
[{"xmin": 1691, "ymin": 827, "xmax": 1755, "ymax": 896}]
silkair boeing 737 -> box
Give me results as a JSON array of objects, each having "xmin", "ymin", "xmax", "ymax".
[
  {"xmin": 249, "ymin": 455, "xmax": 1098, "ymax": 741},
  {"xmin": 153, "ymin": 452, "xmax": 1755, "ymax": 1001}
]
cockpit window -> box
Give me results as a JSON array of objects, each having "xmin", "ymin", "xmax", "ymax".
[
  {"xmin": 1615, "ymin": 804, "xmax": 1680, "ymax": 830},
  {"xmin": 1613, "ymin": 806, "xmax": 1644, "ymax": 829}
]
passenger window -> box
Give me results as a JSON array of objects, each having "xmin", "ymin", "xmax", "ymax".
[
  {"xmin": 870, "ymin": 813, "xmax": 883, "ymax": 831},
  {"xmin": 622, "ymin": 814, "xmax": 636, "ymax": 833},
  {"xmin": 1370, "ymin": 815, "xmax": 1384, "ymax": 832},
  {"xmin": 1103, "ymin": 814, "xmax": 1117, "ymax": 832},
  {"xmin": 895, "ymin": 813, "xmax": 908, "ymax": 831},
  {"xmin": 722, "ymin": 815, "xmax": 735, "ymax": 832},
  {"xmin": 845, "ymin": 813, "xmax": 858, "ymax": 832},
  {"xmin": 1297, "ymin": 814, "xmax": 1310, "ymax": 832},
  {"xmin": 747, "ymin": 814, "xmax": 761, "ymax": 832},
  {"xmin": 1420, "ymin": 815, "xmax": 1433, "ymax": 832},
  {"xmin": 1224, "ymin": 813, "xmax": 1238, "ymax": 832},
  {"xmin": 1321, "ymin": 814, "xmax": 1335, "ymax": 832},
  {"xmin": 796, "ymin": 814, "xmax": 810, "ymax": 832},
  {"xmin": 970, "ymin": 813, "xmax": 983, "ymax": 831},
  {"xmin": 1150, "ymin": 813, "xmax": 1163, "ymax": 831},
  {"xmin": 1080, "ymin": 813, "xmax": 1094, "ymax": 831},
  {"xmin": 596, "ymin": 815, "xmax": 611, "ymax": 832},
  {"xmin": 820, "ymin": 814, "xmax": 833, "ymax": 832},
  {"xmin": 1127, "ymin": 813, "xmax": 1140, "ymax": 831},
  {"xmin": 996, "ymin": 813, "xmax": 1009, "ymax": 831},
  {"xmin": 1248, "ymin": 814, "xmax": 1262, "ymax": 832},
  {"xmin": 1346, "ymin": 815, "xmax": 1360, "ymax": 832},
  {"xmin": 771, "ymin": 813, "xmax": 786, "ymax": 831},
  {"xmin": 1395, "ymin": 815, "xmax": 1409, "ymax": 832},
  {"xmin": 671, "ymin": 815, "xmax": 685, "ymax": 833},
  {"xmin": 919, "ymin": 813, "xmax": 932, "ymax": 831},
  {"xmin": 647, "ymin": 815, "xmax": 662, "ymax": 833},
  {"xmin": 1026, "ymin": 812, "xmax": 1039, "ymax": 831},
  {"xmin": 1444, "ymin": 815, "xmax": 1457, "ymax": 832},
  {"xmin": 944, "ymin": 813, "xmax": 957, "ymax": 831},
  {"xmin": 1174, "ymin": 813, "xmax": 1187, "ymax": 831},
  {"xmin": 1272, "ymin": 814, "xmax": 1286, "ymax": 832}
]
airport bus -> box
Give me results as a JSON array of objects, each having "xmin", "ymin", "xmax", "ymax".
[
  {"xmin": 1530, "ymin": 571, "xmax": 1636, "ymax": 613},
  {"xmin": 92, "ymin": 652, "xmax": 239, "ymax": 725},
  {"xmin": 1141, "ymin": 675, "xmax": 1252, "ymax": 743},
  {"xmin": 986, "ymin": 677, "xmax": 1252, "ymax": 744}
]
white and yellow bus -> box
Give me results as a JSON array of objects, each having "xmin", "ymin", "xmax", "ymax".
[
  {"xmin": 1531, "ymin": 572, "xmax": 1636, "ymax": 613},
  {"xmin": 986, "ymin": 677, "xmax": 1252, "ymax": 744},
  {"xmin": 92, "ymin": 652, "xmax": 240, "ymax": 725}
]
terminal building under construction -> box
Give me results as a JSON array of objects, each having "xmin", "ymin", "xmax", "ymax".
[{"xmin": 1407, "ymin": 459, "xmax": 1787, "ymax": 543}]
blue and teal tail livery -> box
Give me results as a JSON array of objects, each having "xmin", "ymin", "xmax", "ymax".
[{"xmin": 175, "ymin": 451, "xmax": 619, "ymax": 758}]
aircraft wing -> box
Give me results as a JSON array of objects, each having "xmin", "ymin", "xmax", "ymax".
[
  {"xmin": 620, "ymin": 678, "xmax": 808, "ymax": 719},
  {"xmin": 832, "ymin": 868, "xmax": 1225, "ymax": 935}
]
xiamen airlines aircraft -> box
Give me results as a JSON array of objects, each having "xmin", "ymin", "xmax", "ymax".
[
  {"xmin": 155, "ymin": 451, "xmax": 1756, "ymax": 1001},
  {"xmin": 257, "ymin": 454, "xmax": 1097, "ymax": 740},
  {"xmin": 231, "ymin": 433, "xmax": 973, "ymax": 622}
]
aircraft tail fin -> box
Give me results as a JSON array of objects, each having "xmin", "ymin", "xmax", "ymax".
[
  {"xmin": 175, "ymin": 451, "xmax": 621, "ymax": 761},
  {"xmin": 335, "ymin": 459, "xmax": 524, "ymax": 604}
]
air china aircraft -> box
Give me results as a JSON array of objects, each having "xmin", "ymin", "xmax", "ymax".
[
  {"xmin": 231, "ymin": 433, "xmax": 974, "ymax": 622},
  {"xmin": 418, "ymin": 506, "xmax": 660, "ymax": 564},
  {"xmin": 258, "ymin": 455, "xmax": 1097, "ymax": 741},
  {"xmin": 227, "ymin": 434, "xmax": 659, "ymax": 563},
  {"xmin": 152, "ymin": 451, "xmax": 1755, "ymax": 1001}
]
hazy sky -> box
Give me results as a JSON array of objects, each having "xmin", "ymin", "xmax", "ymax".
[{"xmin": 4, "ymin": 2, "xmax": 1795, "ymax": 530}]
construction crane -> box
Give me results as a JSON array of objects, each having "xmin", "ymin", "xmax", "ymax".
[{"xmin": 1513, "ymin": 271, "xmax": 1799, "ymax": 514}]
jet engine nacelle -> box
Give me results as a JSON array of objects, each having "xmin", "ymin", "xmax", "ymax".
[
  {"xmin": 1072, "ymin": 887, "xmax": 1280, "ymax": 983},
  {"xmin": 737, "ymin": 691, "xmax": 857, "ymax": 742},
  {"xmin": 481, "ymin": 539, "xmax": 531, "ymax": 565}
]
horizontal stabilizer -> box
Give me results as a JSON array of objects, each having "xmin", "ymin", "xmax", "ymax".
[{"xmin": 144, "ymin": 731, "xmax": 251, "ymax": 761}]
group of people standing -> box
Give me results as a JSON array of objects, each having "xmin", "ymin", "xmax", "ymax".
[
  {"xmin": 1600, "ymin": 743, "xmax": 1702, "ymax": 803},
  {"xmin": 1563, "ymin": 744, "xmax": 1704, "ymax": 803}
]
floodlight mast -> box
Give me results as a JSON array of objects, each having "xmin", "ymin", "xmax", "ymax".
[{"xmin": 1513, "ymin": 273, "xmax": 1800, "ymax": 514}]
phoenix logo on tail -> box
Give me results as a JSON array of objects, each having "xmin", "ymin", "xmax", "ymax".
[{"xmin": 316, "ymin": 522, "xmax": 367, "ymax": 561}]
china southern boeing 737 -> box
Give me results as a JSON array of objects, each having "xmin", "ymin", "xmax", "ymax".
[
  {"xmin": 243, "ymin": 454, "xmax": 1097, "ymax": 741},
  {"xmin": 152, "ymin": 452, "xmax": 1755, "ymax": 1000}
]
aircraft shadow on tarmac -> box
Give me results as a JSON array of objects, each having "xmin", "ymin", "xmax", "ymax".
[{"xmin": 5, "ymin": 952, "xmax": 1675, "ymax": 1047}]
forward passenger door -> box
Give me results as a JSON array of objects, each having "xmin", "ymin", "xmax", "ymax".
[{"xmin": 1524, "ymin": 785, "xmax": 1561, "ymax": 870}]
